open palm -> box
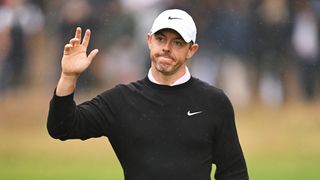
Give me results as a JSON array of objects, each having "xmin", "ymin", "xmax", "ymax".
[{"xmin": 61, "ymin": 27, "xmax": 98, "ymax": 77}]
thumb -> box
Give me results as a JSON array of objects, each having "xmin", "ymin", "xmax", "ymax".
[{"xmin": 87, "ymin": 49, "xmax": 99, "ymax": 62}]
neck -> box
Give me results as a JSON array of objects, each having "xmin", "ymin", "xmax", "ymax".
[{"xmin": 150, "ymin": 65, "xmax": 187, "ymax": 85}]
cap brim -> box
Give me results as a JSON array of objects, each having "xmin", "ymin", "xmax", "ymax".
[{"xmin": 151, "ymin": 25, "xmax": 192, "ymax": 43}]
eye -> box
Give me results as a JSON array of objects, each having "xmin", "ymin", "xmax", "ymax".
[
  {"xmin": 174, "ymin": 39, "xmax": 184, "ymax": 47},
  {"xmin": 155, "ymin": 35, "xmax": 164, "ymax": 42}
]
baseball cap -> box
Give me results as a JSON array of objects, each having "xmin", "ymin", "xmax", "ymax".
[{"xmin": 150, "ymin": 9, "xmax": 197, "ymax": 43}]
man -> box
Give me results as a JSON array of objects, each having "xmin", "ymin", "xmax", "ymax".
[{"xmin": 47, "ymin": 9, "xmax": 249, "ymax": 180}]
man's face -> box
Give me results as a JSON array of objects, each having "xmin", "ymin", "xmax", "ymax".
[{"xmin": 147, "ymin": 29, "xmax": 198, "ymax": 76}]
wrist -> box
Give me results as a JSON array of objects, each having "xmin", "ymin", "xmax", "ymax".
[
  {"xmin": 60, "ymin": 72, "xmax": 79, "ymax": 81},
  {"xmin": 56, "ymin": 73, "xmax": 78, "ymax": 96}
]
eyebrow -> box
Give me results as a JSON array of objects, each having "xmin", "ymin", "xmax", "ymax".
[{"xmin": 155, "ymin": 30, "xmax": 184, "ymax": 41}]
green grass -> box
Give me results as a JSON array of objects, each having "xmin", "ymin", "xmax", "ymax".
[
  {"xmin": 0, "ymin": 156, "xmax": 120, "ymax": 180},
  {"xmin": 247, "ymin": 153, "xmax": 320, "ymax": 180},
  {"xmin": 1, "ymin": 150, "xmax": 320, "ymax": 179},
  {"xmin": 0, "ymin": 139, "xmax": 124, "ymax": 180}
]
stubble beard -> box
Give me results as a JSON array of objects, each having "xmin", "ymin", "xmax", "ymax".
[{"xmin": 151, "ymin": 54, "xmax": 180, "ymax": 76}]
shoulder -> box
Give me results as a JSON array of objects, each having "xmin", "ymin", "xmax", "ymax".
[
  {"xmin": 98, "ymin": 78, "xmax": 146, "ymax": 98},
  {"xmin": 191, "ymin": 77, "xmax": 232, "ymax": 107},
  {"xmin": 191, "ymin": 78, "xmax": 235, "ymax": 124},
  {"xmin": 191, "ymin": 77, "xmax": 225, "ymax": 97}
]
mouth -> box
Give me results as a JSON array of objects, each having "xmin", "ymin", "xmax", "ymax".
[
  {"xmin": 158, "ymin": 57, "xmax": 175, "ymax": 68},
  {"xmin": 157, "ymin": 54, "xmax": 175, "ymax": 62},
  {"xmin": 159, "ymin": 56, "xmax": 172, "ymax": 61}
]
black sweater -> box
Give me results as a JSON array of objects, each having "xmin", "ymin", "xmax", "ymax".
[{"xmin": 47, "ymin": 77, "xmax": 248, "ymax": 180}]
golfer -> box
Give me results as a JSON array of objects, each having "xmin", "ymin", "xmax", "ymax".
[{"xmin": 47, "ymin": 9, "xmax": 249, "ymax": 180}]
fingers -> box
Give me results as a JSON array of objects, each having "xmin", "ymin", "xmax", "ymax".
[
  {"xmin": 63, "ymin": 37, "xmax": 80, "ymax": 55},
  {"xmin": 87, "ymin": 49, "xmax": 99, "ymax": 62},
  {"xmin": 82, "ymin": 29, "xmax": 91, "ymax": 49},
  {"xmin": 64, "ymin": 44, "xmax": 72, "ymax": 55},
  {"xmin": 75, "ymin": 27, "xmax": 82, "ymax": 40},
  {"xmin": 69, "ymin": 38, "xmax": 80, "ymax": 47},
  {"xmin": 69, "ymin": 27, "xmax": 82, "ymax": 46},
  {"xmin": 69, "ymin": 27, "xmax": 91, "ymax": 48},
  {"xmin": 64, "ymin": 27, "xmax": 94, "ymax": 55}
]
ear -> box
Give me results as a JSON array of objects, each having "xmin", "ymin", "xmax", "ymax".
[
  {"xmin": 186, "ymin": 43, "xmax": 199, "ymax": 59},
  {"xmin": 147, "ymin": 33, "xmax": 152, "ymax": 50}
]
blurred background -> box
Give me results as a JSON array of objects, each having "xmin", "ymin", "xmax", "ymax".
[{"xmin": 0, "ymin": 0, "xmax": 319, "ymax": 179}]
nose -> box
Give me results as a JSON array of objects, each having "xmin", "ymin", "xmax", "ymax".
[{"xmin": 162, "ymin": 41, "xmax": 171, "ymax": 52}]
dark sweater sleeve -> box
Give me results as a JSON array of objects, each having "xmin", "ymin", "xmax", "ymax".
[
  {"xmin": 212, "ymin": 91, "xmax": 249, "ymax": 180},
  {"xmin": 47, "ymin": 89, "xmax": 116, "ymax": 140}
]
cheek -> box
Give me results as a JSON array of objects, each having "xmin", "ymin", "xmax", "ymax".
[
  {"xmin": 149, "ymin": 43, "xmax": 160, "ymax": 54},
  {"xmin": 150, "ymin": 48, "xmax": 158, "ymax": 58},
  {"xmin": 185, "ymin": 50, "xmax": 195, "ymax": 60},
  {"xmin": 177, "ymin": 50, "xmax": 190, "ymax": 60}
]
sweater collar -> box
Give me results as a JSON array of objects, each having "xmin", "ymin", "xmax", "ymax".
[{"xmin": 147, "ymin": 67, "xmax": 191, "ymax": 86}]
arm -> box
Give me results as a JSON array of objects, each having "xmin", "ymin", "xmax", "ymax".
[
  {"xmin": 213, "ymin": 92, "xmax": 249, "ymax": 180},
  {"xmin": 47, "ymin": 27, "xmax": 104, "ymax": 140},
  {"xmin": 47, "ymin": 90, "xmax": 116, "ymax": 140}
]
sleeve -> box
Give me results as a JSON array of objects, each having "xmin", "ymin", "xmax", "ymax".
[
  {"xmin": 212, "ymin": 91, "xmax": 249, "ymax": 180},
  {"xmin": 47, "ymin": 88, "xmax": 117, "ymax": 141}
]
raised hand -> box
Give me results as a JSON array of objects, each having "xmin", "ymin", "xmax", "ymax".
[
  {"xmin": 56, "ymin": 27, "xmax": 99, "ymax": 96},
  {"xmin": 61, "ymin": 27, "xmax": 99, "ymax": 77}
]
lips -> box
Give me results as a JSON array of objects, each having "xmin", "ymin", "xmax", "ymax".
[
  {"xmin": 159, "ymin": 56, "xmax": 172, "ymax": 61},
  {"xmin": 156, "ymin": 54, "xmax": 175, "ymax": 61},
  {"xmin": 158, "ymin": 57, "xmax": 175, "ymax": 67}
]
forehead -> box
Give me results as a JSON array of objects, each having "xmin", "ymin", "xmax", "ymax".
[{"xmin": 154, "ymin": 28, "xmax": 184, "ymax": 40}]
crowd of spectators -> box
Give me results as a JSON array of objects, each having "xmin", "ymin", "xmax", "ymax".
[{"xmin": 0, "ymin": 0, "xmax": 319, "ymax": 107}]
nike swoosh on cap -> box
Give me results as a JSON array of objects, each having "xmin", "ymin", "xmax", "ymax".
[{"xmin": 168, "ymin": 16, "xmax": 182, "ymax": 20}]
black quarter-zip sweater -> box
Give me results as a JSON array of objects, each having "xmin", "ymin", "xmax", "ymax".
[{"xmin": 47, "ymin": 76, "xmax": 248, "ymax": 180}]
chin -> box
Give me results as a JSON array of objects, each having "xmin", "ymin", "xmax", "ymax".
[{"xmin": 156, "ymin": 65, "xmax": 177, "ymax": 75}]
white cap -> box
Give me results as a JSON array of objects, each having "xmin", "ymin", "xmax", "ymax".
[{"xmin": 150, "ymin": 9, "xmax": 197, "ymax": 43}]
